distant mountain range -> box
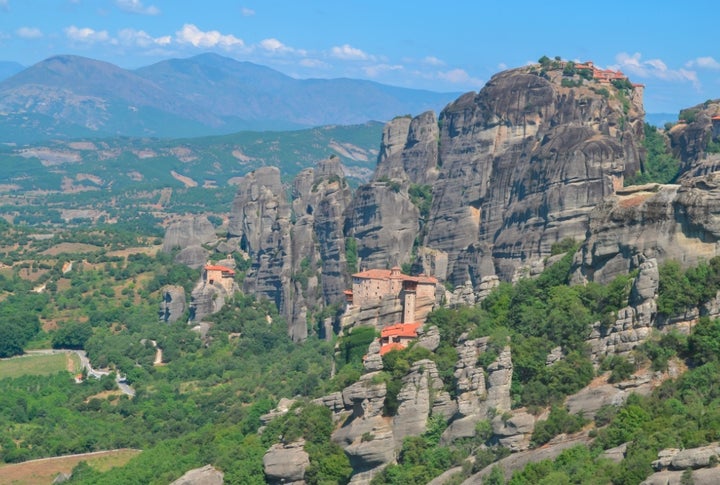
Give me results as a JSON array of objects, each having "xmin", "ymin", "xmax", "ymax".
[{"xmin": 0, "ymin": 53, "xmax": 461, "ymax": 143}]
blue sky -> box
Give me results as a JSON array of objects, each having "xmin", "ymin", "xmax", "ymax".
[{"xmin": 1, "ymin": 0, "xmax": 719, "ymax": 114}]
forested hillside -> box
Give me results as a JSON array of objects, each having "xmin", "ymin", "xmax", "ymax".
[{"xmin": 2, "ymin": 218, "xmax": 720, "ymax": 484}]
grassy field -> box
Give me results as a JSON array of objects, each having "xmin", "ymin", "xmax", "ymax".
[
  {"xmin": 0, "ymin": 352, "xmax": 81, "ymax": 380},
  {"xmin": 0, "ymin": 449, "xmax": 141, "ymax": 485}
]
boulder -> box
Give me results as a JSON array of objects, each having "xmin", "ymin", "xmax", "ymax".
[
  {"xmin": 170, "ymin": 465, "xmax": 224, "ymax": 485},
  {"xmin": 263, "ymin": 440, "xmax": 310, "ymax": 484},
  {"xmin": 492, "ymin": 411, "xmax": 536, "ymax": 451},
  {"xmin": 651, "ymin": 444, "xmax": 720, "ymax": 471}
]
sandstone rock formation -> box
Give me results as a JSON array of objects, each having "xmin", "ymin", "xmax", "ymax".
[
  {"xmin": 342, "ymin": 62, "xmax": 645, "ymax": 301},
  {"xmin": 162, "ymin": 216, "xmax": 217, "ymax": 268},
  {"xmin": 170, "ymin": 465, "xmax": 224, "ymax": 485},
  {"xmin": 421, "ymin": 67, "xmax": 643, "ymax": 287},
  {"xmin": 344, "ymin": 182, "xmax": 420, "ymax": 269},
  {"xmin": 159, "ymin": 285, "xmax": 186, "ymax": 323},
  {"xmin": 263, "ymin": 440, "xmax": 310, "ymax": 484},
  {"xmin": 572, "ymin": 178, "xmax": 720, "ymax": 286},
  {"xmin": 585, "ymin": 258, "xmax": 659, "ymax": 361},
  {"xmin": 640, "ymin": 469, "xmax": 720, "ymax": 485},
  {"xmin": 668, "ymin": 100, "xmax": 720, "ymax": 178},
  {"xmin": 652, "ymin": 444, "xmax": 720, "ymax": 471},
  {"xmin": 331, "ymin": 372, "xmax": 394, "ymax": 483},
  {"xmin": 227, "ymin": 166, "xmax": 295, "ymax": 333},
  {"xmin": 189, "ymin": 261, "xmax": 239, "ymax": 323},
  {"xmin": 373, "ymin": 112, "xmax": 440, "ymax": 186},
  {"xmin": 442, "ymin": 337, "xmax": 513, "ymax": 443},
  {"xmin": 393, "ymin": 359, "xmax": 452, "ymax": 447},
  {"xmin": 226, "ymin": 160, "xmax": 353, "ymax": 340}
]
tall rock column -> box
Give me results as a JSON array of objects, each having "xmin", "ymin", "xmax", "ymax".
[
  {"xmin": 290, "ymin": 157, "xmax": 353, "ymax": 336},
  {"xmin": 227, "ymin": 167, "xmax": 298, "ymax": 338}
]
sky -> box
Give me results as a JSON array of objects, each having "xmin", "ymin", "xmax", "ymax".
[{"xmin": 1, "ymin": 0, "xmax": 719, "ymax": 114}]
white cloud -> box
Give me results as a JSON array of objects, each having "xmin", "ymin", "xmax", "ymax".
[
  {"xmin": 258, "ymin": 38, "xmax": 306, "ymax": 56},
  {"xmin": 16, "ymin": 27, "xmax": 42, "ymax": 39},
  {"xmin": 364, "ymin": 63, "xmax": 404, "ymax": 77},
  {"xmin": 300, "ymin": 58, "xmax": 329, "ymax": 69},
  {"xmin": 118, "ymin": 28, "xmax": 170, "ymax": 47},
  {"xmin": 438, "ymin": 68, "xmax": 484, "ymax": 87},
  {"xmin": 613, "ymin": 52, "xmax": 699, "ymax": 87},
  {"xmin": 175, "ymin": 24, "xmax": 244, "ymax": 49},
  {"xmin": 241, "ymin": 7, "xmax": 255, "ymax": 16},
  {"xmin": 65, "ymin": 25, "xmax": 110, "ymax": 43},
  {"xmin": 116, "ymin": 0, "xmax": 160, "ymax": 15},
  {"xmin": 422, "ymin": 56, "xmax": 444, "ymax": 66},
  {"xmin": 331, "ymin": 44, "xmax": 371, "ymax": 61},
  {"xmin": 686, "ymin": 56, "xmax": 720, "ymax": 70}
]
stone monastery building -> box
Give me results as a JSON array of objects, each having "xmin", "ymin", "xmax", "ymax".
[
  {"xmin": 343, "ymin": 266, "xmax": 438, "ymax": 329},
  {"xmin": 203, "ymin": 264, "xmax": 236, "ymax": 294}
]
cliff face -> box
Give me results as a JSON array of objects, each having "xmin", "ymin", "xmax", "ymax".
[
  {"xmin": 433, "ymin": 69, "xmax": 642, "ymax": 284},
  {"xmin": 226, "ymin": 160, "xmax": 352, "ymax": 340},
  {"xmin": 572, "ymin": 177, "xmax": 720, "ymax": 285},
  {"xmin": 348, "ymin": 65, "xmax": 644, "ymax": 288}
]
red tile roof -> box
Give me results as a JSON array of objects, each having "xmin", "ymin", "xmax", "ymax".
[
  {"xmin": 380, "ymin": 342, "xmax": 405, "ymax": 356},
  {"xmin": 381, "ymin": 322, "xmax": 421, "ymax": 339},
  {"xmin": 205, "ymin": 265, "xmax": 235, "ymax": 275}
]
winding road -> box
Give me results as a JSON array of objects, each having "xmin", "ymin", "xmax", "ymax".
[{"xmin": 24, "ymin": 349, "xmax": 135, "ymax": 397}]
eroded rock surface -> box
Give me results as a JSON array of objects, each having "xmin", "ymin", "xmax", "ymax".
[
  {"xmin": 263, "ymin": 440, "xmax": 310, "ymax": 484},
  {"xmin": 170, "ymin": 465, "xmax": 224, "ymax": 485},
  {"xmin": 159, "ymin": 285, "xmax": 186, "ymax": 323}
]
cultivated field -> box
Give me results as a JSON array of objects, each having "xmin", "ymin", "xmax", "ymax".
[
  {"xmin": 0, "ymin": 449, "xmax": 141, "ymax": 485},
  {"xmin": 0, "ymin": 352, "xmax": 80, "ymax": 379}
]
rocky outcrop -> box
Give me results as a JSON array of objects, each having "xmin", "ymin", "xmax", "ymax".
[
  {"xmin": 491, "ymin": 410, "xmax": 537, "ymax": 451},
  {"xmin": 163, "ymin": 215, "xmax": 217, "ymax": 253},
  {"xmin": 170, "ymin": 465, "xmax": 224, "ymax": 485},
  {"xmin": 159, "ymin": 285, "xmax": 186, "ymax": 323},
  {"xmin": 374, "ymin": 112, "xmax": 440, "ymax": 186},
  {"xmin": 442, "ymin": 338, "xmax": 513, "ymax": 443},
  {"xmin": 343, "ymin": 63, "xmax": 644, "ymax": 297},
  {"xmin": 162, "ymin": 216, "xmax": 217, "ymax": 268},
  {"xmin": 189, "ymin": 281, "xmax": 228, "ymax": 322},
  {"xmin": 331, "ymin": 373, "xmax": 394, "ymax": 483},
  {"xmin": 189, "ymin": 261, "xmax": 239, "ymax": 323},
  {"xmin": 585, "ymin": 258, "xmax": 659, "ymax": 361},
  {"xmin": 393, "ymin": 359, "xmax": 452, "ymax": 446},
  {"xmin": 260, "ymin": 397, "xmax": 296, "ymax": 425},
  {"xmin": 572, "ymin": 176, "xmax": 720, "ymax": 286},
  {"xmin": 288, "ymin": 157, "xmax": 354, "ymax": 338},
  {"xmin": 668, "ymin": 100, "xmax": 720, "ymax": 178},
  {"xmin": 652, "ymin": 444, "xmax": 720, "ymax": 471},
  {"xmin": 641, "ymin": 469, "xmax": 720, "ymax": 485},
  {"xmin": 263, "ymin": 440, "xmax": 310, "ymax": 484}
]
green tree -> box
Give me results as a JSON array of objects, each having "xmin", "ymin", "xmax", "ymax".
[{"xmin": 52, "ymin": 321, "xmax": 93, "ymax": 349}]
